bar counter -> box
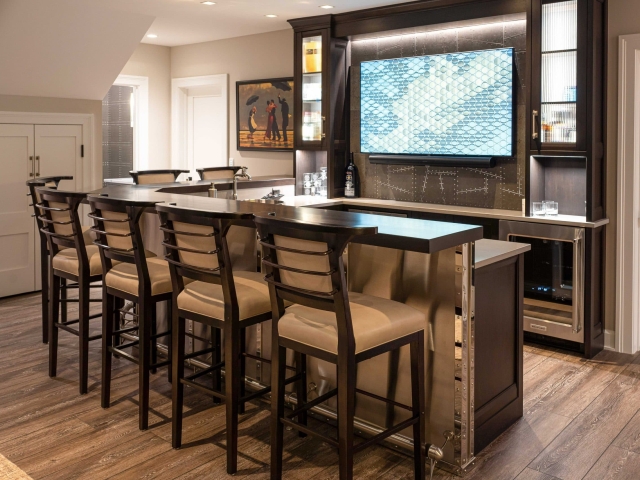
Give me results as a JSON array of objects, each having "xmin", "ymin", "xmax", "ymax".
[{"xmin": 91, "ymin": 180, "xmax": 527, "ymax": 475}]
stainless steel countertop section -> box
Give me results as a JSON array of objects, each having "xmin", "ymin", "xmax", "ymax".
[
  {"xmin": 306, "ymin": 197, "xmax": 609, "ymax": 229},
  {"xmin": 475, "ymin": 239, "xmax": 531, "ymax": 269}
]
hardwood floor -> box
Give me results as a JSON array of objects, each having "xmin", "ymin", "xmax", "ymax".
[{"xmin": 0, "ymin": 292, "xmax": 638, "ymax": 479}]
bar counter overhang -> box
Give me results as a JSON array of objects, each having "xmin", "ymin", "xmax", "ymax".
[{"xmin": 89, "ymin": 180, "xmax": 528, "ymax": 475}]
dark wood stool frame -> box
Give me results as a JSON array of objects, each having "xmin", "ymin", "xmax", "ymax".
[
  {"xmin": 88, "ymin": 195, "xmax": 172, "ymax": 430},
  {"xmin": 156, "ymin": 204, "xmax": 299, "ymax": 474},
  {"xmin": 37, "ymin": 188, "xmax": 103, "ymax": 395},
  {"xmin": 195, "ymin": 166, "xmax": 242, "ymax": 180},
  {"xmin": 129, "ymin": 169, "xmax": 190, "ymax": 184},
  {"xmin": 255, "ymin": 212, "xmax": 427, "ymax": 480},
  {"xmin": 28, "ymin": 176, "xmax": 77, "ymax": 344}
]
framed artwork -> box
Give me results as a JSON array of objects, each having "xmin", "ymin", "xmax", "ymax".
[{"xmin": 236, "ymin": 77, "xmax": 294, "ymax": 152}]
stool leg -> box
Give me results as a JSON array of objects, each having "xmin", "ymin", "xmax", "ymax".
[
  {"xmin": 212, "ymin": 327, "xmax": 222, "ymax": 404},
  {"xmin": 295, "ymin": 352, "xmax": 307, "ymax": 437},
  {"xmin": 171, "ymin": 312, "xmax": 185, "ymax": 449},
  {"xmin": 78, "ymin": 279, "xmax": 90, "ymax": 395},
  {"xmin": 48, "ymin": 272, "xmax": 60, "ymax": 378},
  {"xmin": 337, "ymin": 358, "xmax": 356, "ymax": 480},
  {"xmin": 150, "ymin": 304, "xmax": 158, "ymax": 375},
  {"xmin": 41, "ymin": 252, "xmax": 49, "ymax": 344},
  {"xmin": 166, "ymin": 298, "xmax": 173, "ymax": 384},
  {"xmin": 102, "ymin": 291, "xmax": 114, "ymax": 408},
  {"xmin": 270, "ymin": 343, "xmax": 286, "ymax": 480},
  {"xmin": 60, "ymin": 278, "xmax": 67, "ymax": 325},
  {"xmin": 139, "ymin": 300, "xmax": 152, "ymax": 430},
  {"xmin": 239, "ymin": 327, "xmax": 246, "ymax": 414},
  {"xmin": 410, "ymin": 334, "xmax": 426, "ymax": 480},
  {"xmin": 224, "ymin": 321, "xmax": 241, "ymax": 474}
]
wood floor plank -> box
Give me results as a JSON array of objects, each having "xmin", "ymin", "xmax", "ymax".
[
  {"xmin": 528, "ymin": 361, "xmax": 640, "ymax": 480},
  {"xmin": 611, "ymin": 409, "xmax": 640, "ymax": 454},
  {"xmin": 514, "ymin": 468, "xmax": 560, "ymax": 479},
  {"xmin": 582, "ymin": 446, "xmax": 640, "ymax": 480}
]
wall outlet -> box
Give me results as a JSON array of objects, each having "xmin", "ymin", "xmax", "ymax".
[{"xmin": 229, "ymin": 157, "xmax": 234, "ymax": 166}]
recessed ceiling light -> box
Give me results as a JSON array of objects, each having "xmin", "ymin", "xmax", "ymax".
[
  {"xmin": 201, "ymin": 1, "xmax": 215, "ymax": 5},
  {"xmin": 320, "ymin": 5, "xmax": 334, "ymax": 8},
  {"xmin": 265, "ymin": 14, "xmax": 278, "ymax": 18},
  {"xmin": 146, "ymin": 34, "xmax": 158, "ymax": 38}
]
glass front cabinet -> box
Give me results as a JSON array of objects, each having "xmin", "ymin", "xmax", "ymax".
[{"xmin": 530, "ymin": 0, "xmax": 586, "ymax": 153}]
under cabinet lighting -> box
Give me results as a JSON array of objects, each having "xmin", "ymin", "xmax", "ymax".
[
  {"xmin": 146, "ymin": 34, "xmax": 158, "ymax": 38},
  {"xmin": 265, "ymin": 14, "xmax": 278, "ymax": 18},
  {"xmin": 201, "ymin": 1, "xmax": 216, "ymax": 5},
  {"xmin": 320, "ymin": 5, "xmax": 334, "ymax": 8}
]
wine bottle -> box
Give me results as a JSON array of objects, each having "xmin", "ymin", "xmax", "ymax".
[{"xmin": 345, "ymin": 153, "xmax": 359, "ymax": 198}]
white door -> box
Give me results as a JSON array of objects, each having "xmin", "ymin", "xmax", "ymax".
[
  {"xmin": 0, "ymin": 124, "xmax": 36, "ymax": 297},
  {"xmin": 33, "ymin": 124, "xmax": 83, "ymax": 290},
  {"xmin": 187, "ymin": 85, "xmax": 227, "ymax": 178}
]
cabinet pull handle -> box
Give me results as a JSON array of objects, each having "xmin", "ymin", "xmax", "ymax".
[
  {"xmin": 29, "ymin": 156, "xmax": 34, "ymax": 177},
  {"xmin": 321, "ymin": 116, "xmax": 326, "ymax": 139},
  {"xmin": 35, "ymin": 155, "xmax": 40, "ymax": 176},
  {"xmin": 532, "ymin": 110, "xmax": 539, "ymax": 140}
]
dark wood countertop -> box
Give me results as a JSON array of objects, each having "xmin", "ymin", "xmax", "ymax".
[{"xmin": 90, "ymin": 183, "xmax": 483, "ymax": 254}]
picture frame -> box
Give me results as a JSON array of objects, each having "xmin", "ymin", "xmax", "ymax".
[{"xmin": 236, "ymin": 77, "xmax": 294, "ymax": 152}]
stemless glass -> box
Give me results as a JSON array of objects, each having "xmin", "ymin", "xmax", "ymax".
[
  {"xmin": 532, "ymin": 202, "xmax": 546, "ymax": 216},
  {"xmin": 544, "ymin": 201, "xmax": 559, "ymax": 215}
]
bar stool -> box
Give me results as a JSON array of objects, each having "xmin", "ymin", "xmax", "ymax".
[
  {"xmin": 196, "ymin": 166, "xmax": 241, "ymax": 180},
  {"xmin": 37, "ymin": 188, "xmax": 104, "ymax": 395},
  {"xmin": 255, "ymin": 212, "xmax": 427, "ymax": 480},
  {"xmin": 129, "ymin": 169, "xmax": 190, "ymax": 185},
  {"xmin": 27, "ymin": 177, "xmax": 94, "ymax": 344},
  {"xmin": 156, "ymin": 203, "xmax": 282, "ymax": 474},
  {"xmin": 88, "ymin": 194, "xmax": 171, "ymax": 430}
]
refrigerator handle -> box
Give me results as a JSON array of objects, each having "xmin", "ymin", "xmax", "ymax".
[{"xmin": 572, "ymin": 231, "xmax": 585, "ymax": 334}]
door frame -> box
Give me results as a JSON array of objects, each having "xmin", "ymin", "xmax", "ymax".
[
  {"xmin": 0, "ymin": 111, "xmax": 96, "ymax": 191},
  {"xmin": 171, "ymin": 74, "xmax": 228, "ymax": 174},
  {"xmin": 114, "ymin": 74, "xmax": 149, "ymax": 171},
  {"xmin": 616, "ymin": 34, "xmax": 640, "ymax": 354}
]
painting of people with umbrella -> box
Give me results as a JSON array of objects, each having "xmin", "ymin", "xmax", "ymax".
[{"xmin": 236, "ymin": 77, "xmax": 294, "ymax": 151}]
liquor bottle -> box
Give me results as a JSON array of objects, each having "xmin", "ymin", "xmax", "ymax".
[{"xmin": 345, "ymin": 153, "xmax": 359, "ymax": 198}]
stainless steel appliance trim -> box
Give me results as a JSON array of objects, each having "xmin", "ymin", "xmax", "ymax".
[
  {"xmin": 460, "ymin": 242, "xmax": 475, "ymax": 469},
  {"xmin": 524, "ymin": 315, "xmax": 585, "ymax": 343},
  {"xmin": 499, "ymin": 220, "xmax": 585, "ymax": 343}
]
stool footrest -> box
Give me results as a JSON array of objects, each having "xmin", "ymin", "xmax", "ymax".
[
  {"xmin": 180, "ymin": 378, "xmax": 226, "ymax": 400},
  {"xmin": 287, "ymin": 387, "xmax": 337, "ymax": 420},
  {"xmin": 55, "ymin": 324, "xmax": 79, "ymax": 336},
  {"xmin": 355, "ymin": 388, "xmax": 413, "ymax": 412},
  {"xmin": 150, "ymin": 359, "xmax": 170, "ymax": 370},
  {"xmin": 240, "ymin": 385, "xmax": 271, "ymax": 404},
  {"xmin": 116, "ymin": 339, "xmax": 140, "ymax": 350},
  {"xmin": 150, "ymin": 330, "xmax": 171, "ymax": 340},
  {"xmin": 284, "ymin": 372, "xmax": 304, "ymax": 386},
  {"xmin": 109, "ymin": 347, "xmax": 139, "ymax": 365},
  {"xmin": 185, "ymin": 360, "xmax": 224, "ymax": 381},
  {"xmin": 88, "ymin": 334, "xmax": 101, "ymax": 341},
  {"xmin": 184, "ymin": 348, "xmax": 216, "ymax": 361},
  {"xmin": 353, "ymin": 415, "xmax": 419, "ymax": 454},
  {"xmin": 280, "ymin": 417, "xmax": 338, "ymax": 448},
  {"xmin": 60, "ymin": 298, "xmax": 102, "ymax": 303},
  {"xmin": 113, "ymin": 326, "xmax": 138, "ymax": 335}
]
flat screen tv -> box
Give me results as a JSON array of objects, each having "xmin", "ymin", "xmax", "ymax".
[{"xmin": 360, "ymin": 47, "xmax": 514, "ymax": 160}]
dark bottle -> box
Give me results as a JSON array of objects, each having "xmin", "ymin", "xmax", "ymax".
[{"xmin": 344, "ymin": 153, "xmax": 359, "ymax": 198}]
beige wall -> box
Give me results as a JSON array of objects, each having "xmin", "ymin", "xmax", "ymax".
[
  {"xmin": 120, "ymin": 44, "xmax": 172, "ymax": 169},
  {"xmin": 604, "ymin": 0, "xmax": 640, "ymax": 332},
  {"xmin": 0, "ymin": 94, "xmax": 102, "ymax": 188},
  {"xmin": 171, "ymin": 29, "xmax": 294, "ymax": 177}
]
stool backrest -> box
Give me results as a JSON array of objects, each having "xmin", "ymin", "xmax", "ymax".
[
  {"xmin": 27, "ymin": 176, "xmax": 73, "ymax": 252},
  {"xmin": 87, "ymin": 195, "xmax": 159, "ymax": 289},
  {"xmin": 196, "ymin": 166, "xmax": 241, "ymax": 181},
  {"xmin": 156, "ymin": 203, "xmax": 254, "ymax": 309},
  {"xmin": 129, "ymin": 169, "xmax": 190, "ymax": 185},
  {"xmin": 253, "ymin": 212, "xmax": 377, "ymax": 352},
  {"xmin": 36, "ymin": 187, "xmax": 89, "ymax": 270}
]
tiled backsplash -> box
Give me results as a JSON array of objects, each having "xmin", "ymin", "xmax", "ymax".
[{"xmin": 351, "ymin": 19, "xmax": 526, "ymax": 211}]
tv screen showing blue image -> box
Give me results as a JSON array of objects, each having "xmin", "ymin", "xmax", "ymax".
[{"xmin": 360, "ymin": 47, "xmax": 514, "ymax": 157}]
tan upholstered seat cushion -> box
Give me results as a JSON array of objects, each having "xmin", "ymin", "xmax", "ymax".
[
  {"xmin": 88, "ymin": 250, "xmax": 157, "ymax": 278},
  {"xmin": 278, "ymin": 292, "xmax": 425, "ymax": 355},
  {"xmin": 52, "ymin": 245, "xmax": 100, "ymax": 276},
  {"xmin": 177, "ymin": 271, "xmax": 271, "ymax": 321},
  {"xmin": 105, "ymin": 257, "xmax": 172, "ymax": 296}
]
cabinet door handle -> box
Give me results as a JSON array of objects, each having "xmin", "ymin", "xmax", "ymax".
[
  {"xmin": 29, "ymin": 156, "xmax": 34, "ymax": 177},
  {"xmin": 35, "ymin": 155, "xmax": 40, "ymax": 176},
  {"xmin": 321, "ymin": 116, "xmax": 326, "ymax": 139},
  {"xmin": 532, "ymin": 110, "xmax": 539, "ymax": 140}
]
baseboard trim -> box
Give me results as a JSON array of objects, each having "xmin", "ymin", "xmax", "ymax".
[{"xmin": 604, "ymin": 329, "xmax": 616, "ymax": 351}]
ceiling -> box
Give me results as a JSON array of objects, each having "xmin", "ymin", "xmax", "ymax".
[{"xmin": 94, "ymin": 0, "xmax": 406, "ymax": 47}]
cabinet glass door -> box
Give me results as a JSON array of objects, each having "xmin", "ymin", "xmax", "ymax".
[
  {"xmin": 301, "ymin": 35, "xmax": 324, "ymax": 143},
  {"xmin": 539, "ymin": 0, "xmax": 578, "ymax": 145}
]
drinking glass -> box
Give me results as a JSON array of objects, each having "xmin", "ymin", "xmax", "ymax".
[
  {"xmin": 532, "ymin": 202, "xmax": 546, "ymax": 216},
  {"xmin": 544, "ymin": 201, "xmax": 559, "ymax": 216}
]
